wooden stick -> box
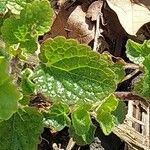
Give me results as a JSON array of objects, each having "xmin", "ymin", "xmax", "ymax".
[{"xmin": 66, "ymin": 138, "xmax": 76, "ymax": 150}]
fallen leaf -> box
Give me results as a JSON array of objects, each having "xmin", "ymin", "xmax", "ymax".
[
  {"xmin": 86, "ymin": 0, "xmax": 103, "ymax": 21},
  {"xmin": 106, "ymin": 0, "xmax": 150, "ymax": 35},
  {"xmin": 44, "ymin": 5, "xmax": 95, "ymax": 44}
]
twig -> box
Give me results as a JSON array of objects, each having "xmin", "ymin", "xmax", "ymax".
[
  {"xmin": 124, "ymin": 63, "xmax": 140, "ymax": 70},
  {"xmin": 114, "ymin": 92, "xmax": 146, "ymax": 102},
  {"xmin": 66, "ymin": 138, "xmax": 76, "ymax": 150},
  {"xmin": 122, "ymin": 69, "xmax": 140, "ymax": 82},
  {"xmin": 93, "ymin": 13, "xmax": 100, "ymax": 52}
]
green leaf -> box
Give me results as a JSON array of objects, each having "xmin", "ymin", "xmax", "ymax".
[
  {"xmin": 71, "ymin": 106, "xmax": 91, "ymax": 136},
  {"xmin": 69, "ymin": 124, "xmax": 96, "ymax": 146},
  {"xmin": 96, "ymin": 94, "xmax": 119, "ymax": 135},
  {"xmin": 33, "ymin": 37, "xmax": 125, "ymax": 104},
  {"xmin": 0, "ymin": 1, "xmax": 7, "ymax": 13},
  {"xmin": 112, "ymin": 101, "xmax": 127, "ymax": 124},
  {"xmin": 20, "ymin": 0, "xmax": 53, "ymax": 35},
  {"xmin": 126, "ymin": 39, "xmax": 150, "ymax": 65},
  {"xmin": 43, "ymin": 102, "xmax": 70, "ymax": 131},
  {"xmin": 0, "ymin": 56, "xmax": 9, "ymax": 85},
  {"xmin": 134, "ymin": 55, "xmax": 150, "ymax": 99},
  {"xmin": 0, "ymin": 57, "xmax": 20, "ymax": 120},
  {"xmin": 19, "ymin": 68, "xmax": 35, "ymax": 105},
  {"xmin": 1, "ymin": 16, "xmax": 38, "ymax": 53},
  {"xmin": 1, "ymin": 0, "xmax": 53, "ymax": 53},
  {"xmin": 0, "ymin": 0, "xmax": 34, "ymax": 14},
  {"xmin": 0, "ymin": 107, "xmax": 43, "ymax": 150},
  {"xmin": 126, "ymin": 39, "xmax": 150, "ymax": 100},
  {"xmin": 21, "ymin": 68, "xmax": 35, "ymax": 95}
]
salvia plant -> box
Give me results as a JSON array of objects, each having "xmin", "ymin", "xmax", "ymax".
[{"xmin": 0, "ymin": 0, "xmax": 149, "ymax": 149}]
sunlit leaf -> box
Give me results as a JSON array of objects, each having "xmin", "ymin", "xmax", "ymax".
[{"xmin": 33, "ymin": 37, "xmax": 125, "ymax": 104}]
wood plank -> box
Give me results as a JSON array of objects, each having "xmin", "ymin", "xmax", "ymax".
[{"xmin": 113, "ymin": 124, "xmax": 149, "ymax": 150}]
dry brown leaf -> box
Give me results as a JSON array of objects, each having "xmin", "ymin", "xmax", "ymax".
[
  {"xmin": 44, "ymin": 6, "xmax": 95, "ymax": 44},
  {"xmin": 106, "ymin": 0, "xmax": 150, "ymax": 35},
  {"xmin": 86, "ymin": 0, "xmax": 103, "ymax": 21}
]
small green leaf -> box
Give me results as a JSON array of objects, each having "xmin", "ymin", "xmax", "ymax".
[
  {"xmin": 0, "ymin": 1, "xmax": 7, "ymax": 13},
  {"xmin": 0, "ymin": 0, "xmax": 32, "ymax": 14},
  {"xmin": 1, "ymin": 0, "xmax": 53, "ymax": 53},
  {"xmin": 20, "ymin": 0, "xmax": 53, "ymax": 35},
  {"xmin": 0, "ymin": 56, "xmax": 9, "ymax": 85},
  {"xmin": 133, "ymin": 55, "xmax": 150, "ymax": 99},
  {"xmin": 112, "ymin": 101, "xmax": 127, "ymax": 124},
  {"xmin": 69, "ymin": 124, "xmax": 96, "ymax": 146},
  {"xmin": 126, "ymin": 39, "xmax": 150, "ymax": 65},
  {"xmin": 1, "ymin": 16, "xmax": 38, "ymax": 53},
  {"xmin": 71, "ymin": 106, "xmax": 91, "ymax": 136},
  {"xmin": 0, "ymin": 107, "xmax": 43, "ymax": 150},
  {"xmin": 126, "ymin": 39, "xmax": 150, "ymax": 100},
  {"xmin": 33, "ymin": 37, "xmax": 125, "ymax": 104},
  {"xmin": 96, "ymin": 94, "xmax": 119, "ymax": 135},
  {"xmin": 43, "ymin": 102, "xmax": 70, "ymax": 131},
  {"xmin": 0, "ymin": 57, "xmax": 20, "ymax": 120},
  {"xmin": 21, "ymin": 68, "xmax": 35, "ymax": 95}
]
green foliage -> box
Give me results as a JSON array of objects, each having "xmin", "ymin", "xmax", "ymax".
[
  {"xmin": 0, "ymin": 56, "xmax": 21, "ymax": 120},
  {"xmin": 69, "ymin": 123, "xmax": 96, "ymax": 145},
  {"xmin": 71, "ymin": 105, "xmax": 92, "ymax": 136},
  {"xmin": 33, "ymin": 36, "xmax": 125, "ymax": 104},
  {"xmin": 0, "ymin": 0, "xmax": 128, "ymax": 148},
  {"xmin": 133, "ymin": 56, "xmax": 150, "ymax": 99},
  {"xmin": 0, "ymin": 1, "xmax": 7, "ymax": 13},
  {"xmin": 21, "ymin": 68, "xmax": 35, "ymax": 95},
  {"xmin": 112, "ymin": 101, "xmax": 127, "ymax": 124},
  {"xmin": 0, "ymin": 0, "xmax": 33, "ymax": 14},
  {"xmin": 69, "ymin": 105, "xmax": 96, "ymax": 145},
  {"xmin": 43, "ymin": 102, "xmax": 70, "ymax": 131},
  {"xmin": 126, "ymin": 39, "xmax": 150, "ymax": 100},
  {"xmin": 126, "ymin": 39, "xmax": 150, "ymax": 65},
  {"xmin": 0, "ymin": 107, "xmax": 43, "ymax": 150},
  {"xmin": 1, "ymin": 0, "xmax": 53, "ymax": 54},
  {"xmin": 96, "ymin": 94, "xmax": 119, "ymax": 135}
]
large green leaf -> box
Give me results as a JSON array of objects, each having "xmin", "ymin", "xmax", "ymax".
[
  {"xmin": 43, "ymin": 102, "xmax": 70, "ymax": 131},
  {"xmin": 126, "ymin": 39, "xmax": 150, "ymax": 65},
  {"xmin": 33, "ymin": 37, "xmax": 125, "ymax": 104},
  {"xmin": 0, "ymin": 57, "xmax": 20, "ymax": 120},
  {"xmin": 96, "ymin": 94, "xmax": 121, "ymax": 135},
  {"xmin": 0, "ymin": 107, "xmax": 43, "ymax": 150}
]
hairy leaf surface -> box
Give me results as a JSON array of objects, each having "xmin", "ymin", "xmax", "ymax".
[
  {"xmin": 0, "ymin": 107, "xmax": 43, "ymax": 150},
  {"xmin": 43, "ymin": 102, "xmax": 70, "ymax": 131},
  {"xmin": 134, "ymin": 55, "xmax": 150, "ymax": 99},
  {"xmin": 126, "ymin": 39, "xmax": 150, "ymax": 99},
  {"xmin": 71, "ymin": 106, "xmax": 92, "ymax": 136},
  {"xmin": 1, "ymin": 0, "xmax": 53, "ymax": 53},
  {"xmin": 96, "ymin": 94, "xmax": 121, "ymax": 135},
  {"xmin": 126, "ymin": 39, "xmax": 150, "ymax": 65},
  {"xmin": 0, "ymin": 57, "xmax": 20, "ymax": 120},
  {"xmin": 33, "ymin": 37, "xmax": 125, "ymax": 104},
  {"xmin": 69, "ymin": 123, "xmax": 96, "ymax": 145}
]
